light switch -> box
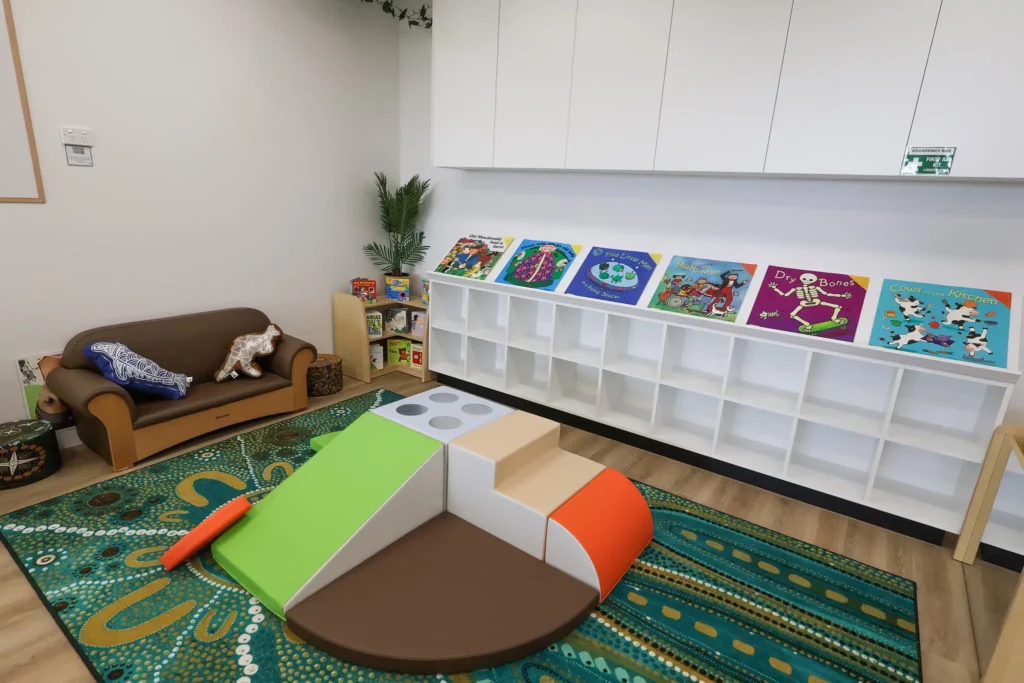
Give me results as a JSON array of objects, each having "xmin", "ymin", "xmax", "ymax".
[{"xmin": 60, "ymin": 126, "xmax": 95, "ymax": 147}]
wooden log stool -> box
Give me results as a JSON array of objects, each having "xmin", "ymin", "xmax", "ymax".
[
  {"xmin": 307, "ymin": 354, "xmax": 344, "ymax": 397},
  {"xmin": 0, "ymin": 420, "xmax": 62, "ymax": 489}
]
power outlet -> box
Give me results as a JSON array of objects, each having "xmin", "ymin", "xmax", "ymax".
[{"xmin": 60, "ymin": 126, "xmax": 95, "ymax": 147}]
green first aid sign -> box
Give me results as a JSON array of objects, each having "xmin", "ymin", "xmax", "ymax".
[{"xmin": 901, "ymin": 146, "xmax": 956, "ymax": 175}]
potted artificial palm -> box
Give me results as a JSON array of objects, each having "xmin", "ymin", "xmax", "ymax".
[{"xmin": 363, "ymin": 172, "xmax": 431, "ymax": 302}]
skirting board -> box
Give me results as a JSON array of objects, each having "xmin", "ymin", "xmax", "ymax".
[{"xmin": 436, "ymin": 374, "xmax": 1024, "ymax": 574}]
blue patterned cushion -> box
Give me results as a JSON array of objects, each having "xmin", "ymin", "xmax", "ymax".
[{"xmin": 84, "ymin": 342, "xmax": 191, "ymax": 400}]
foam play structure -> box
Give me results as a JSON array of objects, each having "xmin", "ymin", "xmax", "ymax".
[{"xmin": 209, "ymin": 387, "xmax": 653, "ymax": 673}]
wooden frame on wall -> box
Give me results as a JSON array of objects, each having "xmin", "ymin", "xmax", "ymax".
[{"xmin": 1, "ymin": 0, "xmax": 44, "ymax": 203}]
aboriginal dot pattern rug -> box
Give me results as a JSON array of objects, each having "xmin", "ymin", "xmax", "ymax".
[{"xmin": 0, "ymin": 388, "xmax": 921, "ymax": 683}]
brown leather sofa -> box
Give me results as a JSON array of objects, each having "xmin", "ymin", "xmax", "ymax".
[{"xmin": 48, "ymin": 308, "xmax": 316, "ymax": 471}]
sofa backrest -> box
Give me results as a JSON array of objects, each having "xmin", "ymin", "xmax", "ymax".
[{"xmin": 62, "ymin": 308, "xmax": 272, "ymax": 383}]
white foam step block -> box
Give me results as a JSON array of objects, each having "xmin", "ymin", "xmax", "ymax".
[
  {"xmin": 545, "ymin": 517, "xmax": 601, "ymax": 594},
  {"xmin": 282, "ymin": 446, "xmax": 445, "ymax": 614},
  {"xmin": 446, "ymin": 444, "xmax": 550, "ymax": 559},
  {"xmin": 372, "ymin": 387, "xmax": 513, "ymax": 443}
]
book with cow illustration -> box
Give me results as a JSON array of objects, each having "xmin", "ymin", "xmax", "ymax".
[
  {"xmin": 648, "ymin": 256, "xmax": 757, "ymax": 323},
  {"xmin": 869, "ymin": 279, "xmax": 1013, "ymax": 367}
]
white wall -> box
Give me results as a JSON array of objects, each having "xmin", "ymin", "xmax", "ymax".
[
  {"xmin": 399, "ymin": 28, "xmax": 1024, "ymax": 421},
  {"xmin": 0, "ymin": 0, "xmax": 399, "ymax": 422}
]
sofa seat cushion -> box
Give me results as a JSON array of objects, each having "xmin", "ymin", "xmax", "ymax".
[{"xmin": 133, "ymin": 373, "xmax": 291, "ymax": 429}]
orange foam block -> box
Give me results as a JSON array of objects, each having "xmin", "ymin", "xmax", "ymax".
[
  {"xmin": 161, "ymin": 496, "xmax": 252, "ymax": 571},
  {"xmin": 546, "ymin": 469, "xmax": 653, "ymax": 601}
]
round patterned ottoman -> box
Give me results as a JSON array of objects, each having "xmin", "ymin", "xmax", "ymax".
[
  {"xmin": 307, "ymin": 354, "xmax": 344, "ymax": 397},
  {"xmin": 0, "ymin": 420, "xmax": 62, "ymax": 489}
]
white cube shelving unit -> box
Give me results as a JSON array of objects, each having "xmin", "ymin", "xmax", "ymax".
[{"xmin": 429, "ymin": 275, "xmax": 1021, "ymax": 553}]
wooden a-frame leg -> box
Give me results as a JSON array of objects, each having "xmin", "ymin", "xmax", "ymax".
[
  {"xmin": 984, "ymin": 572, "xmax": 1024, "ymax": 682},
  {"xmin": 955, "ymin": 429, "xmax": 1013, "ymax": 564},
  {"xmin": 88, "ymin": 393, "xmax": 138, "ymax": 472}
]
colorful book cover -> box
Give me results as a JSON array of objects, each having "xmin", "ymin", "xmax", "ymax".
[
  {"xmin": 869, "ymin": 279, "xmax": 1013, "ymax": 368},
  {"xmin": 565, "ymin": 246, "xmax": 661, "ymax": 306},
  {"xmin": 351, "ymin": 278, "xmax": 376, "ymax": 304},
  {"xmin": 497, "ymin": 239, "xmax": 580, "ymax": 291},
  {"xmin": 747, "ymin": 266, "xmax": 869, "ymax": 342},
  {"xmin": 411, "ymin": 341, "xmax": 424, "ymax": 367},
  {"xmin": 366, "ymin": 311, "xmax": 383, "ymax": 339},
  {"xmin": 434, "ymin": 234, "xmax": 513, "ymax": 280},
  {"xmin": 410, "ymin": 311, "xmax": 427, "ymax": 338},
  {"xmin": 369, "ymin": 343, "xmax": 384, "ymax": 370},
  {"xmin": 384, "ymin": 308, "xmax": 408, "ymax": 335},
  {"xmin": 387, "ymin": 338, "xmax": 412, "ymax": 366},
  {"xmin": 648, "ymin": 256, "xmax": 757, "ymax": 323}
]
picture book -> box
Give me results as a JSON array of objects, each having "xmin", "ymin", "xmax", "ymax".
[
  {"xmin": 434, "ymin": 234, "xmax": 513, "ymax": 280},
  {"xmin": 366, "ymin": 311, "xmax": 383, "ymax": 339},
  {"xmin": 747, "ymin": 266, "xmax": 869, "ymax": 342},
  {"xmin": 411, "ymin": 341, "xmax": 424, "ymax": 367},
  {"xmin": 385, "ymin": 275, "xmax": 410, "ymax": 302},
  {"xmin": 351, "ymin": 278, "xmax": 376, "ymax": 304},
  {"xmin": 497, "ymin": 239, "xmax": 580, "ymax": 291},
  {"xmin": 387, "ymin": 338, "xmax": 412, "ymax": 366},
  {"xmin": 369, "ymin": 343, "xmax": 385, "ymax": 370},
  {"xmin": 565, "ymin": 246, "xmax": 661, "ymax": 306},
  {"xmin": 410, "ymin": 311, "xmax": 427, "ymax": 338},
  {"xmin": 648, "ymin": 256, "xmax": 757, "ymax": 323},
  {"xmin": 422, "ymin": 280, "xmax": 430, "ymax": 304},
  {"xmin": 384, "ymin": 308, "xmax": 408, "ymax": 335},
  {"xmin": 869, "ymin": 279, "xmax": 1013, "ymax": 368}
]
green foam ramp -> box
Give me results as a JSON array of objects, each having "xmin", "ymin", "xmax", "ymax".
[
  {"xmin": 309, "ymin": 431, "xmax": 343, "ymax": 453},
  {"xmin": 212, "ymin": 412, "xmax": 442, "ymax": 618}
]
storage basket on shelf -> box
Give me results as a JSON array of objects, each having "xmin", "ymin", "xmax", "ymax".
[
  {"xmin": 306, "ymin": 354, "xmax": 344, "ymax": 397},
  {"xmin": 0, "ymin": 419, "xmax": 62, "ymax": 489}
]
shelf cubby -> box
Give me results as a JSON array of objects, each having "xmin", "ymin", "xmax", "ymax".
[
  {"xmin": 788, "ymin": 421, "xmax": 877, "ymax": 501},
  {"xmin": 716, "ymin": 401, "xmax": 794, "ymax": 477},
  {"xmin": 725, "ymin": 339, "xmax": 809, "ymax": 416},
  {"xmin": 467, "ymin": 289, "xmax": 509, "ymax": 343},
  {"xmin": 506, "ymin": 346, "xmax": 551, "ymax": 403},
  {"xmin": 429, "ymin": 281, "xmax": 467, "ymax": 332},
  {"xmin": 550, "ymin": 358, "xmax": 600, "ymax": 417},
  {"xmin": 466, "ymin": 337, "xmax": 506, "ymax": 388},
  {"xmin": 653, "ymin": 386, "xmax": 720, "ymax": 454},
  {"xmin": 870, "ymin": 441, "xmax": 980, "ymax": 532},
  {"xmin": 886, "ymin": 370, "xmax": 1003, "ymax": 462},
  {"xmin": 660, "ymin": 326, "xmax": 730, "ymax": 397},
  {"xmin": 800, "ymin": 354, "xmax": 896, "ymax": 437},
  {"xmin": 552, "ymin": 305, "xmax": 606, "ymax": 366},
  {"xmin": 603, "ymin": 315, "xmax": 665, "ymax": 381},
  {"xmin": 429, "ymin": 327, "xmax": 465, "ymax": 377},
  {"xmin": 507, "ymin": 297, "xmax": 555, "ymax": 354},
  {"xmin": 599, "ymin": 370, "xmax": 656, "ymax": 434}
]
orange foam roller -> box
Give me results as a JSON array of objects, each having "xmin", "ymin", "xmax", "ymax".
[
  {"xmin": 547, "ymin": 469, "xmax": 653, "ymax": 601},
  {"xmin": 161, "ymin": 496, "xmax": 252, "ymax": 571}
]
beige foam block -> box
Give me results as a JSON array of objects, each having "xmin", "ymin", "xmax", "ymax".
[
  {"xmin": 496, "ymin": 449, "xmax": 604, "ymax": 518},
  {"xmin": 451, "ymin": 411, "xmax": 561, "ymax": 479}
]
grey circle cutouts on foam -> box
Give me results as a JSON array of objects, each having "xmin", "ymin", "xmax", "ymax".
[
  {"xmin": 429, "ymin": 392, "xmax": 459, "ymax": 404},
  {"xmin": 429, "ymin": 416, "xmax": 463, "ymax": 430},
  {"xmin": 461, "ymin": 403, "xmax": 493, "ymax": 416},
  {"xmin": 396, "ymin": 403, "xmax": 429, "ymax": 416}
]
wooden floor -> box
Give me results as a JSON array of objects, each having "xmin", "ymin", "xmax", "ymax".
[{"xmin": 0, "ymin": 374, "xmax": 1018, "ymax": 683}]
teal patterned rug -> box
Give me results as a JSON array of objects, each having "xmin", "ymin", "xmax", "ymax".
[{"xmin": 0, "ymin": 388, "xmax": 921, "ymax": 683}]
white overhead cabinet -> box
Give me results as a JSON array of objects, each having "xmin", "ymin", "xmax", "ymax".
[
  {"xmin": 907, "ymin": 0, "xmax": 1024, "ymax": 179},
  {"xmin": 431, "ymin": 0, "xmax": 499, "ymax": 168},
  {"xmin": 764, "ymin": 0, "xmax": 941, "ymax": 176},
  {"xmin": 492, "ymin": 0, "xmax": 577, "ymax": 169},
  {"xmin": 565, "ymin": 0, "xmax": 674, "ymax": 171},
  {"xmin": 655, "ymin": 0, "xmax": 793, "ymax": 173}
]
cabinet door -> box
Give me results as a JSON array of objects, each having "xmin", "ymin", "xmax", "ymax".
[
  {"xmin": 764, "ymin": 0, "xmax": 940, "ymax": 176},
  {"xmin": 565, "ymin": 0, "xmax": 674, "ymax": 171},
  {"xmin": 431, "ymin": 0, "xmax": 500, "ymax": 168},
  {"xmin": 907, "ymin": 0, "xmax": 1024, "ymax": 179},
  {"xmin": 655, "ymin": 0, "xmax": 793, "ymax": 173},
  {"xmin": 493, "ymin": 0, "xmax": 577, "ymax": 169}
]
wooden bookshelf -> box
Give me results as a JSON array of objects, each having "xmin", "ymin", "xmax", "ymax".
[{"xmin": 333, "ymin": 292, "xmax": 435, "ymax": 384}]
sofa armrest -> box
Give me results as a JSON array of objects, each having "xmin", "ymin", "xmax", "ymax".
[
  {"xmin": 268, "ymin": 335, "xmax": 317, "ymax": 380},
  {"xmin": 47, "ymin": 367, "xmax": 137, "ymax": 422}
]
